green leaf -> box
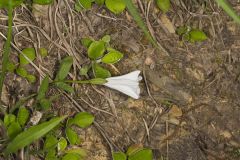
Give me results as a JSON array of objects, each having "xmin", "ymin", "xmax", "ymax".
[
  {"xmin": 0, "ymin": 0, "xmax": 23, "ymax": 8},
  {"xmin": 65, "ymin": 148, "xmax": 87, "ymax": 158},
  {"xmin": 33, "ymin": 0, "xmax": 53, "ymax": 5},
  {"xmin": 58, "ymin": 137, "xmax": 67, "ymax": 152},
  {"xmin": 215, "ymin": 0, "xmax": 240, "ymax": 24},
  {"xmin": 37, "ymin": 76, "xmax": 49, "ymax": 101},
  {"xmin": 17, "ymin": 106, "xmax": 30, "ymax": 126},
  {"xmin": 93, "ymin": 63, "xmax": 111, "ymax": 78},
  {"xmin": 79, "ymin": 65, "xmax": 90, "ymax": 76},
  {"xmin": 65, "ymin": 127, "xmax": 79, "ymax": 145},
  {"xmin": 26, "ymin": 74, "xmax": 37, "ymax": 83},
  {"xmin": 44, "ymin": 135, "xmax": 58, "ymax": 150},
  {"xmin": 101, "ymin": 35, "xmax": 111, "ymax": 43},
  {"xmin": 7, "ymin": 122, "xmax": 22, "ymax": 139},
  {"xmin": 4, "ymin": 116, "xmax": 66, "ymax": 155},
  {"xmin": 74, "ymin": 2, "xmax": 82, "ymax": 12},
  {"xmin": 189, "ymin": 29, "xmax": 207, "ymax": 42},
  {"xmin": 62, "ymin": 153, "xmax": 81, "ymax": 160},
  {"xmin": 101, "ymin": 51, "xmax": 123, "ymax": 64},
  {"xmin": 73, "ymin": 112, "xmax": 94, "ymax": 128},
  {"xmin": 39, "ymin": 48, "xmax": 48, "ymax": 57},
  {"xmin": 87, "ymin": 41, "xmax": 105, "ymax": 59},
  {"xmin": 105, "ymin": 0, "xmax": 126, "ymax": 14},
  {"xmin": 39, "ymin": 98, "xmax": 52, "ymax": 110},
  {"xmin": 95, "ymin": 0, "xmax": 105, "ymax": 5},
  {"xmin": 113, "ymin": 152, "xmax": 127, "ymax": 160},
  {"xmin": 66, "ymin": 118, "xmax": 75, "ymax": 127},
  {"xmin": 55, "ymin": 82, "xmax": 74, "ymax": 93},
  {"xmin": 20, "ymin": 48, "xmax": 36, "ymax": 66},
  {"xmin": 45, "ymin": 149, "xmax": 57, "ymax": 160},
  {"xmin": 176, "ymin": 26, "xmax": 188, "ymax": 36},
  {"xmin": 4, "ymin": 114, "xmax": 16, "ymax": 127},
  {"xmin": 16, "ymin": 67, "xmax": 28, "ymax": 78},
  {"xmin": 156, "ymin": 0, "xmax": 170, "ymax": 13},
  {"xmin": 81, "ymin": 38, "xmax": 93, "ymax": 48},
  {"xmin": 76, "ymin": 0, "xmax": 93, "ymax": 10},
  {"xmin": 6, "ymin": 61, "xmax": 16, "ymax": 72},
  {"xmin": 55, "ymin": 56, "xmax": 73, "ymax": 81},
  {"xmin": 128, "ymin": 149, "xmax": 153, "ymax": 160},
  {"xmin": 127, "ymin": 144, "xmax": 143, "ymax": 156}
]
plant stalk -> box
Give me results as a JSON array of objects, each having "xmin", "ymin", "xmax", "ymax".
[{"xmin": 0, "ymin": 5, "xmax": 13, "ymax": 112}]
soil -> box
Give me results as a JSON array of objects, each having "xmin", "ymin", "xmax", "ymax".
[{"xmin": 1, "ymin": 0, "xmax": 240, "ymax": 160}]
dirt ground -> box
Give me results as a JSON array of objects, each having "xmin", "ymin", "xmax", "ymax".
[{"xmin": 1, "ymin": 0, "xmax": 240, "ymax": 160}]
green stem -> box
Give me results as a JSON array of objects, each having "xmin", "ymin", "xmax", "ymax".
[
  {"xmin": 0, "ymin": 5, "xmax": 13, "ymax": 112},
  {"xmin": 52, "ymin": 78, "xmax": 107, "ymax": 85},
  {"xmin": 61, "ymin": 80, "xmax": 92, "ymax": 84}
]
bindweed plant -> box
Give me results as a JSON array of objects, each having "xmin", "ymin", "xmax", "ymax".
[
  {"xmin": 75, "ymin": 0, "xmax": 126, "ymax": 14},
  {"xmin": 112, "ymin": 144, "xmax": 153, "ymax": 160},
  {"xmin": 51, "ymin": 35, "xmax": 142, "ymax": 99},
  {"xmin": 176, "ymin": 26, "xmax": 208, "ymax": 43},
  {"xmin": 42, "ymin": 112, "xmax": 94, "ymax": 160},
  {"xmin": 0, "ymin": 70, "xmax": 95, "ymax": 159},
  {"xmin": 81, "ymin": 35, "xmax": 124, "ymax": 79}
]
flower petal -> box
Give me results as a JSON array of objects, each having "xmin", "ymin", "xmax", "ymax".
[
  {"xmin": 104, "ymin": 83, "xmax": 140, "ymax": 99},
  {"xmin": 105, "ymin": 79, "xmax": 139, "ymax": 86},
  {"xmin": 106, "ymin": 70, "xmax": 141, "ymax": 81}
]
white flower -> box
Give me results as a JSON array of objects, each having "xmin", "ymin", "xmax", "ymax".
[{"xmin": 104, "ymin": 70, "xmax": 142, "ymax": 99}]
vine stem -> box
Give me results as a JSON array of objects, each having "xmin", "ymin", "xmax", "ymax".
[
  {"xmin": 52, "ymin": 78, "xmax": 107, "ymax": 85},
  {"xmin": 0, "ymin": 4, "xmax": 13, "ymax": 111}
]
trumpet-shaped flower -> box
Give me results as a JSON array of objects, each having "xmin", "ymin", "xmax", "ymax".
[{"xmin": 104, "ymin": 70, "xmax": 142, "ymax": 99}]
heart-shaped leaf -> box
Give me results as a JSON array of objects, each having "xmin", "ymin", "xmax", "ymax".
[
  {"xmin": 55, "ymin": 56, "xmax": 73, "ymax": 81},
  {"xmin": 16, "ymin": 67, "xmax": 28, "ymax": 78},
  {"xmin": 65, "ymin": 127, "xmax": 79, "ymax": 145},
  {"xmin": 73, "ymin": 112, "xmax": 94, "ymax": 128},
  {"xmin": 44, "ymin": 134, "xmax": 58, "ymax": 150},
  {"xmin": 20, "ymin": 48, "xmax": 36, "ymax": 66},
  {"xmin": 93, "ymin": 63, "xmax": 111, "ymax": 78},
  {"xmin": 62, "ymin": 153, "xmax": 81, "ymax": 160},
  {"xmin": 81, "ymin": 38, "xmax": 93, "ymax": 48},
  {"xmin": 128, "ymin": 149, "xmax": 153, "ymax": 160},
  {"xmin": 39, "ymin": 98, "xmax": 51, "ymax": 110},
  {"xmin": 17, "ymin": 106, "xmax": 30, "ymax": 127},
  {"xmin": 39, "ymin": 48, "xmax": 48, "ymax": 57},
  {"xmin": 65, "ymin": 148, "xmax": 87, "ymax": 158},
  {"xmin": 4, "ymin": 114, "xmax": 16, "ymax": 127},
  {"xmin": 156, "ymin": 0, "xmax": 171, "ymax": 13},
  {"xmin": 105, "ymin": 0, "xmax": 126, "ymax": 14},
  {"xmin": 88, "ymin": 41, "xmax": 105, "ymax": 59},
  {"xmin": 113, "ymin": 152, "xmax": 127, "ymax": 160},
  {"xmin": 37, "ymin": 76, "xmax": 49, "ymax": 101},
  {"xmin": 6, "ymin": 61, "xmax": 16, "ymax": 72},
  {"xmin": 26, "ymin": 74, "xmax": 36, "ymax": 83},
  {"xmin": 58, "ymin": 137, "xmax": 67, "ymax": 152},
  {"xmin": 101, "ymin": 50, "xmax": 123, "ymax": 64},
  {"xmin": 189, "ymin": 29, "xmax": 207, "ymax": 42},
  {"xmin": 101, "ymin": 35, "xmax": 111, "ymax": 43},
  {"xmin": 75, "ymin": 0, "xmax": 93, "ymax": 11},
  {"xmin": 7, "ymin": 122, "xmax": 22, "ymax": 139},
  {"xmin": 95, "ymin": 0, "xmax": 105, "ymax": 5}
]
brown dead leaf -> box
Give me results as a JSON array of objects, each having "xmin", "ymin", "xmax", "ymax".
[
  {"xmin": 160, "ymin": 14, "xmax": 175, "ymax": 33},
  {"xmin": 168, "ymin": 105, "xmax": 183, "ymax": 118}
]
